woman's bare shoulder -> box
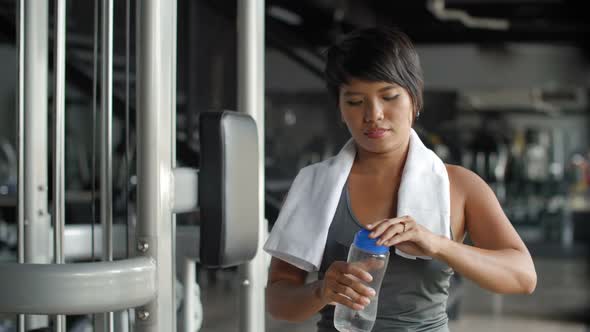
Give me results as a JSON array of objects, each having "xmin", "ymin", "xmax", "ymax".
[
  {"xmin": 444, "ymin": 163, "xmax": 489, "ymax": 199},
  {"xmin": 445, "ymin": 163, "xmax": 483, "ymax": 186}
]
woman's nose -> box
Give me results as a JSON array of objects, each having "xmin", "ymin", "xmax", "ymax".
[{"xmin": 364, "ymin": 101, "xmax": 384, "ymax": 123}]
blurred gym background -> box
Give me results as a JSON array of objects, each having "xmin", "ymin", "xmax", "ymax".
[{"xmin": 0, "ymin": 0, "xmax": 588, "ymax": 331}]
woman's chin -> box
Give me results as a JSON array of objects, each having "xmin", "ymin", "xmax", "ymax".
[{"xmin": 357, "ymin": 139, "xmax": 400, "ymax": 154}]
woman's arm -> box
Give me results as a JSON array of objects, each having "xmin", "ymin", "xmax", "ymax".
[
  {"xmin": 435, "ymin": 166, "xmax": 537, "ymax": 294},
  {"xmin": 267, "ymin": 257, "xmax": 375, "ymax": 322},
  {"xmin": 367, "ymin": 166, "xmax": 537, "ymax": 294},
  {"xmin": 266, "ymin": 258, "xmax": 325, "ymax": 322}
]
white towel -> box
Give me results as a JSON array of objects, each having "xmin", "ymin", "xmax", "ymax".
[{"xmin": 263, "ymin": 129, "xmax": 451, "ymax": 272}]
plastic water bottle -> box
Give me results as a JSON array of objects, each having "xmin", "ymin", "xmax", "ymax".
[{"xmin": 334, "ymin": 229, "xmax": 390, "ymax": 332}]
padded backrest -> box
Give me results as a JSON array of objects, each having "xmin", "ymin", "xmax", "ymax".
[{"xmin": 198, "ymin": 111, "xmax": 259, "ymax": 268}]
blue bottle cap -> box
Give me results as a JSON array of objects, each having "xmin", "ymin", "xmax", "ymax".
[{"xmin": 353, "ymin": 229, "xmax": 389, "ymax": 255}]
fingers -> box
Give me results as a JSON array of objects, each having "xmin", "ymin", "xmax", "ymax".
[
  {"xmin": 368, "ymin": 216, "xmax": 413, "ymax": 243},
  {"xmin": 325, "ymin": 277, "xmax": 374, "ymax": 310},
  {"xmin": 330, "ymin": 292, "xmax": 367, "ymax": 311},
  {"xmin": 330, "ymin": 263, "xmax": 375, "ymax": 297},
  {"xmin": 323, "ymin": 262, "xmax": 377, "ymax": 310},
  {"xmin": 366, "ymin": 217, "xmax": 390, "ymax": 230},
  {"xmin": 331, "ymin": 282, "xmax": 371, "ymax": 306},
  {"xmin": 385, "ymin": 228, "xmax": 415, "ymax": 246},
  {"xmin": 341, "ymin": 261, "xmax": 374, "ymax": 283},
  {"xmin": 375, "ymin": 223, "xmax": 405, "ymax": 245},
  {"xmin": 336, "ymin": 273, "xmax": 376, "ymax": 298}
]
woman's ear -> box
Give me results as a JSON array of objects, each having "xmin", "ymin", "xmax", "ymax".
[
  {"xmin": 339, "ymin": 107, "xmax": 346, "ymax": 123},
  {"xmin": 338, "ymin": 111, "xmax": 347, "ymax": 128}
]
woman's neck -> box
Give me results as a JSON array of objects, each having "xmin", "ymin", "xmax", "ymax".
[{"xmin": 353, "ymin": 142, "xmax": 410, "ymax": 179}]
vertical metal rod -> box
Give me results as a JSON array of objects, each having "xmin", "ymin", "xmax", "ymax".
[
  {"xmin": 183, "ymin": 259, "xmax": 196, "ymax": 332},
  {"xmin": 16, "ymin": 0, "xmax": 25, "ymax": 267},
  {"xmin": 101, "ymin": 0, "xmax": 114, "ymax": 266},
  {"xmin": 125, "ymin": 1, "xmax": 133, "ymax": 329},
  {"xmin": 23, "ymin": 0, "xmax": 50, "ymax": 329},
  {"xmin": 125, "ymin": 0, "xmax": 131, "ymax": 260},
  {"xmin": 16, "ymin": 0, "xmax": 25, "ymax": 330},
  {"xmin": 53, "ymin": 0, "xmax": 67, "ymax": 330},
  {"xmin": 136, "ymin": 0, "xmax": 177, "ymax": 330},
  {"xmin": 170, "ymin": 0, "xmax": 178, "ymax": 330},
  {"xmin": 170, "ymin": 0, "xmax": 177, "ymax": 165},
  {"xmin": 92, "ymin": 0, "xmax": 99, "ymax": 265},
  {"xmin": 101, "ymin": 0, "xmax": 114, "ymax": 330},
  {"xmin": 91, "ymin": 0, "xmax": 99, "ymax": 329},
  {"xmin": 237, "ymin": 0, "xmax": 266, "ymax": 331}
]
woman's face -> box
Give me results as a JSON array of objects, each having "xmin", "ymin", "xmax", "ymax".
[{"xmin": 339, "ymin": 79, "xmax": 414, "ymax": 155}]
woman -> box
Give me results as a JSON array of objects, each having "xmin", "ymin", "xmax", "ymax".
[{"xmin": 264, "ymin": 27, "xmax": 537, "ymax": 331}]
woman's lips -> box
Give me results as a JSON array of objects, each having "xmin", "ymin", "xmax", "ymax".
[{"xmin": 364, "ymin": 128, "xmax": 390, "ymax": 139}]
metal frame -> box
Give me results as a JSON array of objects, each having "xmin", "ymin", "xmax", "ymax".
[
  {"xmin": 22, "ymin": 2, "xmax": 50, "ymax": 329},
  {"xmin": 237, "ymin": 0, "xmax": 266, "ymax": 331},
  {"xmin": 52, "ymin": 0, "xmax": 67, "ymax": 330},
  {"xmin": 22, "ymin": 0, "xmax": 50, "ymax": 294},
  {"xmin": 136, "ymin": 0, "xmax": 178, "ymax": 330},
  {"xmin": 5, "ymin": 0, "xmax": 269, "ymax": 331},
  {"xmin": 182, "ymin": 258, "xmax": 199, "ymax": 332},
  {"xmin": 61, "ymin": 224, "xmax": 128, "ymax": 261},
  {"xmin": 0, "ymin": 223, "xmax": 199, "ymax": 265},
  {"xmin": 172, "ymin": 168, "xmax": 199, "ymax": 214},
  {"xmin": 15, "ymin": 1, "xmax": 25, "ymax": 331},
  {"xmin": 101, "ymin": 0, "xmax": 115, "ymax": 330},
  {"xmin": 101, "ymin": 0, "xmax": 114, "ymax": 268},
  {"xmin": 0, "ymin": 258, "xmax": 157, "ymax": 315},
  {"xmin": 3, "ymin": 1, "xmax": 179, "ymax": 331},
  {"xmin": 18, "ymin": 0, "xmax": 51, "ymax": 331}
]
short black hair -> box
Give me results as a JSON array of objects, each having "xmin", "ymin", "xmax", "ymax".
[{"xmin": 324, "ymin": 27, "xmax": 424, "ymax": 115}]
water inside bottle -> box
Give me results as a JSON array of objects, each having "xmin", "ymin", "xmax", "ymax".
[{"xmin": 334, "ymin": 298, "xmax": 378, "ymax": 332}]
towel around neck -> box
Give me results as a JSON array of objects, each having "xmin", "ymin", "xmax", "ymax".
[{"xmin": 263, "ymin": 129, "xmax": 451, "ymax": 272}]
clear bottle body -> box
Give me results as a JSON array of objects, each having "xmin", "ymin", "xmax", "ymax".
[{"xmin": 333, "ymin": 244, "xmax": 389, "ymax": 332}]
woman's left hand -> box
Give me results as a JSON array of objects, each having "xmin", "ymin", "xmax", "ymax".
[{"xmin": 367, "ymin": 216, "xmax": 444, "ymax": 257}]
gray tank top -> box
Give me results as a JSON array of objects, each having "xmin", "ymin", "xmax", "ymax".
[{"xmin": 317, "ymin": 184, "xmax": 453, "ymax": 332}]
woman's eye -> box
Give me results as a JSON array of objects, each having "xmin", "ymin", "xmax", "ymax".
[
  {"xmin": 383, "ymin": 95, "xmax": 399, "ymax": 101},
  {"xmin": 346, "ymin": 100, "xmax": 363, "ymax": 106}
]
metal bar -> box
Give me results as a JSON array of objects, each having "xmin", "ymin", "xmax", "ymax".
[
  {"xmin": 64, "ymin": 224, "xmax": 198, "ymax": 261},
  {"xmin": 61, "ymin": 224, "xmax": 128, "ymax": 261},
  {"xmin": 23, "ymin": 1, "xmax": 50, "ymax": 329},
  {"xmin": 172, "ymin": 168, "xmax": 199, "ymax": 214},
  {"xmin": 0, "ymin": 258, "xmax": 156, "ymax": 315},
  {"xmin": 52, "ymin": 0, "xmax": 67, "ymax": 330},
  {"xmin": 16, "ymin": 0, "xmax": 24, "ymax": 268},
  {"xmin": 125, "ymin": 0, "xmax": 131, "ymax": 260},
  {"xmin": 91, "ymin": 0, "xmax": 98, "ymax": 327},
  {"xmin": 170, "ymin": 2, "xmax": 178, "ymax": 331},
  {"xmin": 1, "ymin": 223, "xmax": 200, "ymax": 262},
  {"xmin": 101, "ymin": 0, "xmax": 114, "ymax": 264},
  {"xmin": 237, "ymin": 0, "xmax": 266, "ymax": 331},
  {"xmin": 92, "ymin": 0, "xmax": 99, "ymax": 264},
  {"xmin": 23, "ymin": 0, "xmax": 50, "ymax": 267},
  {"xmin": 101, "ymin": 0, "xmax": 115, "ymax": 330},
  {"xmin": 114, "ymin": 310, "xmax": 130, "ymax": 332},
  {"xmin": 183, "ymin": 258, "xmax": 196, "ymax": 332},
  {"xmin": 125, "ymin": 2, "xmax": 132, "ymax": 329},
  {"xmin": 16, "ymin": 0, "xmax": 25, "ymax": 331},
  {"xmin": 136, "ymin": 0, "xmax": 177, "ymax": 330},
  {"xmin": 53, "ymin": 0, "xmax": 66, "ymax": 267},
  {"xmin": 175, "ymin": 225, "xmax": 200, "ymax": 260}
]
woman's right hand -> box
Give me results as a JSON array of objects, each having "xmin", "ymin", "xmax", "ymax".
[{"xmin": 318, "ymin": 261, "xmax": 377, "ymax": 311}]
